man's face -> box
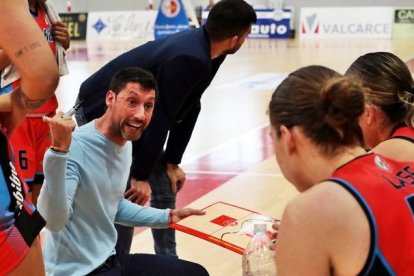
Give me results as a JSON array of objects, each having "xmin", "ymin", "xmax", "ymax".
[{"xmin": 108, "ymin": 82, "xmax": 156, "ymax": 142}]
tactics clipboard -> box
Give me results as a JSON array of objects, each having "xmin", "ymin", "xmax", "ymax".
[{"xmin": 170, "ymin": 201, "xmax": 276, "ymax": 254}]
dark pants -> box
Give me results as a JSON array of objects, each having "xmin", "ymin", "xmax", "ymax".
[
  {"xmin": 89, "ymin": 253, "xmax": 208, "ymax": 276},
  {"xmin": 115, "ymin": 157, "xmax": 177, "ymax": 258},
  {"xmin": 149, "ymin": 158, "xmax": 177, "ymax": 257}
]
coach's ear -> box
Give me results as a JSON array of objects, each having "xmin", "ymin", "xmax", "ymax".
[
  {"xmin": 228, "ymin": 35, "xmax": 239, "ymax": 49},
  {"xmin": 105, "ymin": 90, "xmax": 116, "ymax": 107}
]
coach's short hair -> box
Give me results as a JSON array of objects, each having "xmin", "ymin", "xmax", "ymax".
[{"xmin": 205, "ymin": 0, "xmax": 257, "ymax": 42}]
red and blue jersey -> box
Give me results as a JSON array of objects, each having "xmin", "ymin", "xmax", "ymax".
[
  {"xmin": 33, "ymin": 5, "xmax": 56, "ymax": 56},
  {"xmin": 330, "ymin": 153, "xmax": 414, "ymax": 275},
  {"xmin": 0, "ymin": 130, "xmax": 45, "ymax": 274},
  {"xmin": 390, "ymin": 126, "xmax": 414, "ymax": 143}
]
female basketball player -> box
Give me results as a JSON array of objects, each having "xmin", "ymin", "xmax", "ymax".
[
  {"xmin": 270, "ymin": 65, "xmax": 414, "ymax": 275},
  {"xmin": 346, "ymin": 52, "xmax": 414, "ymax": 161}
]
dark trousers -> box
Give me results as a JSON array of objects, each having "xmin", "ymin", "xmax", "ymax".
[
  {"xmin": 116, "ymin": 158, "xmax": 178, "ymax": 258},
  {"xmin": 89, "ymin": 253, "xmax": 208, "ymax": 276},
  {"xmin": 148, "ymin": 158, "xmax": 177, "ymax": 257}
]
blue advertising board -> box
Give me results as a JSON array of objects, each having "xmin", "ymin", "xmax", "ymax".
[
  {"xmin": 250, "ymin": 9, "xmax": 293, "ymax": 38},
  {"xmin": 154, "ymin": 0, "xmax": 190, "ymax": 40},
  {"xmin": 201, "ymin": 8, "xmax": 293, "ymax": 39}
]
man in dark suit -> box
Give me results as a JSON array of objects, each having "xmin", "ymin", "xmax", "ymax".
[{"xmin": 75, "ymin": 0, "xmax": 256, "ymax": 258}]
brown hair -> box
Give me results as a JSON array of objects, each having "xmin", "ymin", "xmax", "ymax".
[
  {"xmin": 345, "ymin": 52, "xmax": 414, "ymax": 127},
  {"xmin": 269, "ymin": 65, "xmax": 365, "ymax": 156}
]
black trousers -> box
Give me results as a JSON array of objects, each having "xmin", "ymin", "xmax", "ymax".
[{"xmin": 88, "ymin": 253, "xmax": 209, "ymax": 276}]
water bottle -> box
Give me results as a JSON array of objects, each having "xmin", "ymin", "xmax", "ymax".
[{"xmin": 242, "ymin": 223, "xmax": 277, "ymax": 276}]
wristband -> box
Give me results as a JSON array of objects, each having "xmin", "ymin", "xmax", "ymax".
[{"xmin": 50, "ymin": 146, "xmax": 69, "ymax": 154}]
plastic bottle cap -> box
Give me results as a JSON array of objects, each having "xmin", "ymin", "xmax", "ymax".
[{"xmin": 253, "ymin": 223, "xmax": 267, "ymax": 234}]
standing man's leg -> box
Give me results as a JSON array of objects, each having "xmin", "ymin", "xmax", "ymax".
[{"xmin": 149, "ymin": 155, "xmax": 177, "ymax": 257}]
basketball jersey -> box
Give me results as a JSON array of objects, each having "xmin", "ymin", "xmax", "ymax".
[
  {"xmin": 389, "ymin": 126, "xmax": 414, "ymax": 143},
  {"xmin": 330, "ymin": 153, "xmax": 414, "ymax": 275},
  {"xmin": 0, "ymin": 5, "xmax": 58, "ymax": 114},
  {"xmin": 0, "ymin": 130, "xmax": 46, "ymax": 274}
]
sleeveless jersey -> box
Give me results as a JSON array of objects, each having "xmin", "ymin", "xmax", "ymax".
[
  {"xmin": 390, "ymin": 126, "xmax": 414, "ymax": 143},
  {"xmin": 0, "ymin": 5, "xmax": 58, "ymax": 115},
  {"xmin": 0, "ymin": 130, "xmax": 46, "ymax": 274},
  {"xmin": 330, "ymin": 153, "xmax": 414, "ymax": 275}
]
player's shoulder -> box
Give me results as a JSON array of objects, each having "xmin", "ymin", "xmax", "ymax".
[{"xmin": 287, "ymin": 180, "xmax": 358, "ymax": 222}]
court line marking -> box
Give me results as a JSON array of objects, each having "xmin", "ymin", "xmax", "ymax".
[{"xmin": 181, "ymin": 123, "xmax": 270, "ymax": 165}]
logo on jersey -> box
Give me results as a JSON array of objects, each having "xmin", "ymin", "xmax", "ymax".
[
  {"xmin": 374, "ymin": 155, "xmax": 391, "ymax": 171},
  {"xmin": 9, "ymin": 162, "xmax": 24, "ymax": 213},
  {"xmin": 42, "ymin": 27, "xmax": 54, "ymax": 42}
]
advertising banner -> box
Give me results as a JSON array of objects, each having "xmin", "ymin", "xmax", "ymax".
[
  {"xmin": 154, "ymin": 0, "xmax": 190, "ymax": 40},
  {"xmin": 87, "ymin": 11, "xmax": 157, "ymax": 40},
  {"xmin": 300, "ymin": 7, "xmax": 393, "ymax": 39},
  {"xmin": 59, "ymin": 13, "xmax": 88, "ymax": 40},
  {"xmin": 249, "ymin": 9, "xmax": 293, "ymax": 39},
  {"xmin": 202, "ymin": 8, "xmax": 294, "ymax": 39},
  {"xmin": 393, "ymin": 8, "xmax": 414, "ymax": 38}
]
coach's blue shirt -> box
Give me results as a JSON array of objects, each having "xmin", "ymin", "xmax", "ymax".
[{"xmin": 38, "ymin": 121, "xmax": 169, "ymax": 275}]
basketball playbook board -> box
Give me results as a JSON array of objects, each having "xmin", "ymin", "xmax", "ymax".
[{"xmin": 171, "ymin": 201, "xmax": 277, "ymax": 254}]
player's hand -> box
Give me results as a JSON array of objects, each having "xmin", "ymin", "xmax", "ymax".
[
  {"xmin": 166, "ymin": 163, "xmax": 185, "ymax": 193},
  {"xmin": 269, "ymin": 220, "xmax": 281, "ymax": 251},
  {"xmin": 43, "ymin": 111, "xmax": 76, "ymax": 152},
  {"xmin": 52, "ymin": 21, "xmax": 70, "ymax": 50},
  {"xmin": 170, "ymin": 208, "xmax": 206, "ymax": 223},
  {"xmin": 125, "ymin": 178, "xmax": 151, "ymax": 205}
]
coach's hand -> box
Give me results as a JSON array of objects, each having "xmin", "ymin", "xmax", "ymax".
[
  {"xmin": 43, "ymin": 111, "xmax": 76, "ymax": 152},
  {"xmin": 170, "ymin": 208, "xmax": 206, "ymax": 224},
  {"xmin": 166, "ymin": 163, "xmax": 186, "ymax": 193},
  {"xmin": 125, "ymin": 178, "xmax": 152, "ymax": 206}
]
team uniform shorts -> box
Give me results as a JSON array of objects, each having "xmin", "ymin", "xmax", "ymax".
[{"xmin": 9, "ymin": 114, "xmax": 54, "ymax": 187}]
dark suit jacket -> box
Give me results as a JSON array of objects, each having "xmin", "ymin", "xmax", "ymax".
[{"xmin": 76, "ymin": 27, "xmax": 226, "ymax": 180}]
